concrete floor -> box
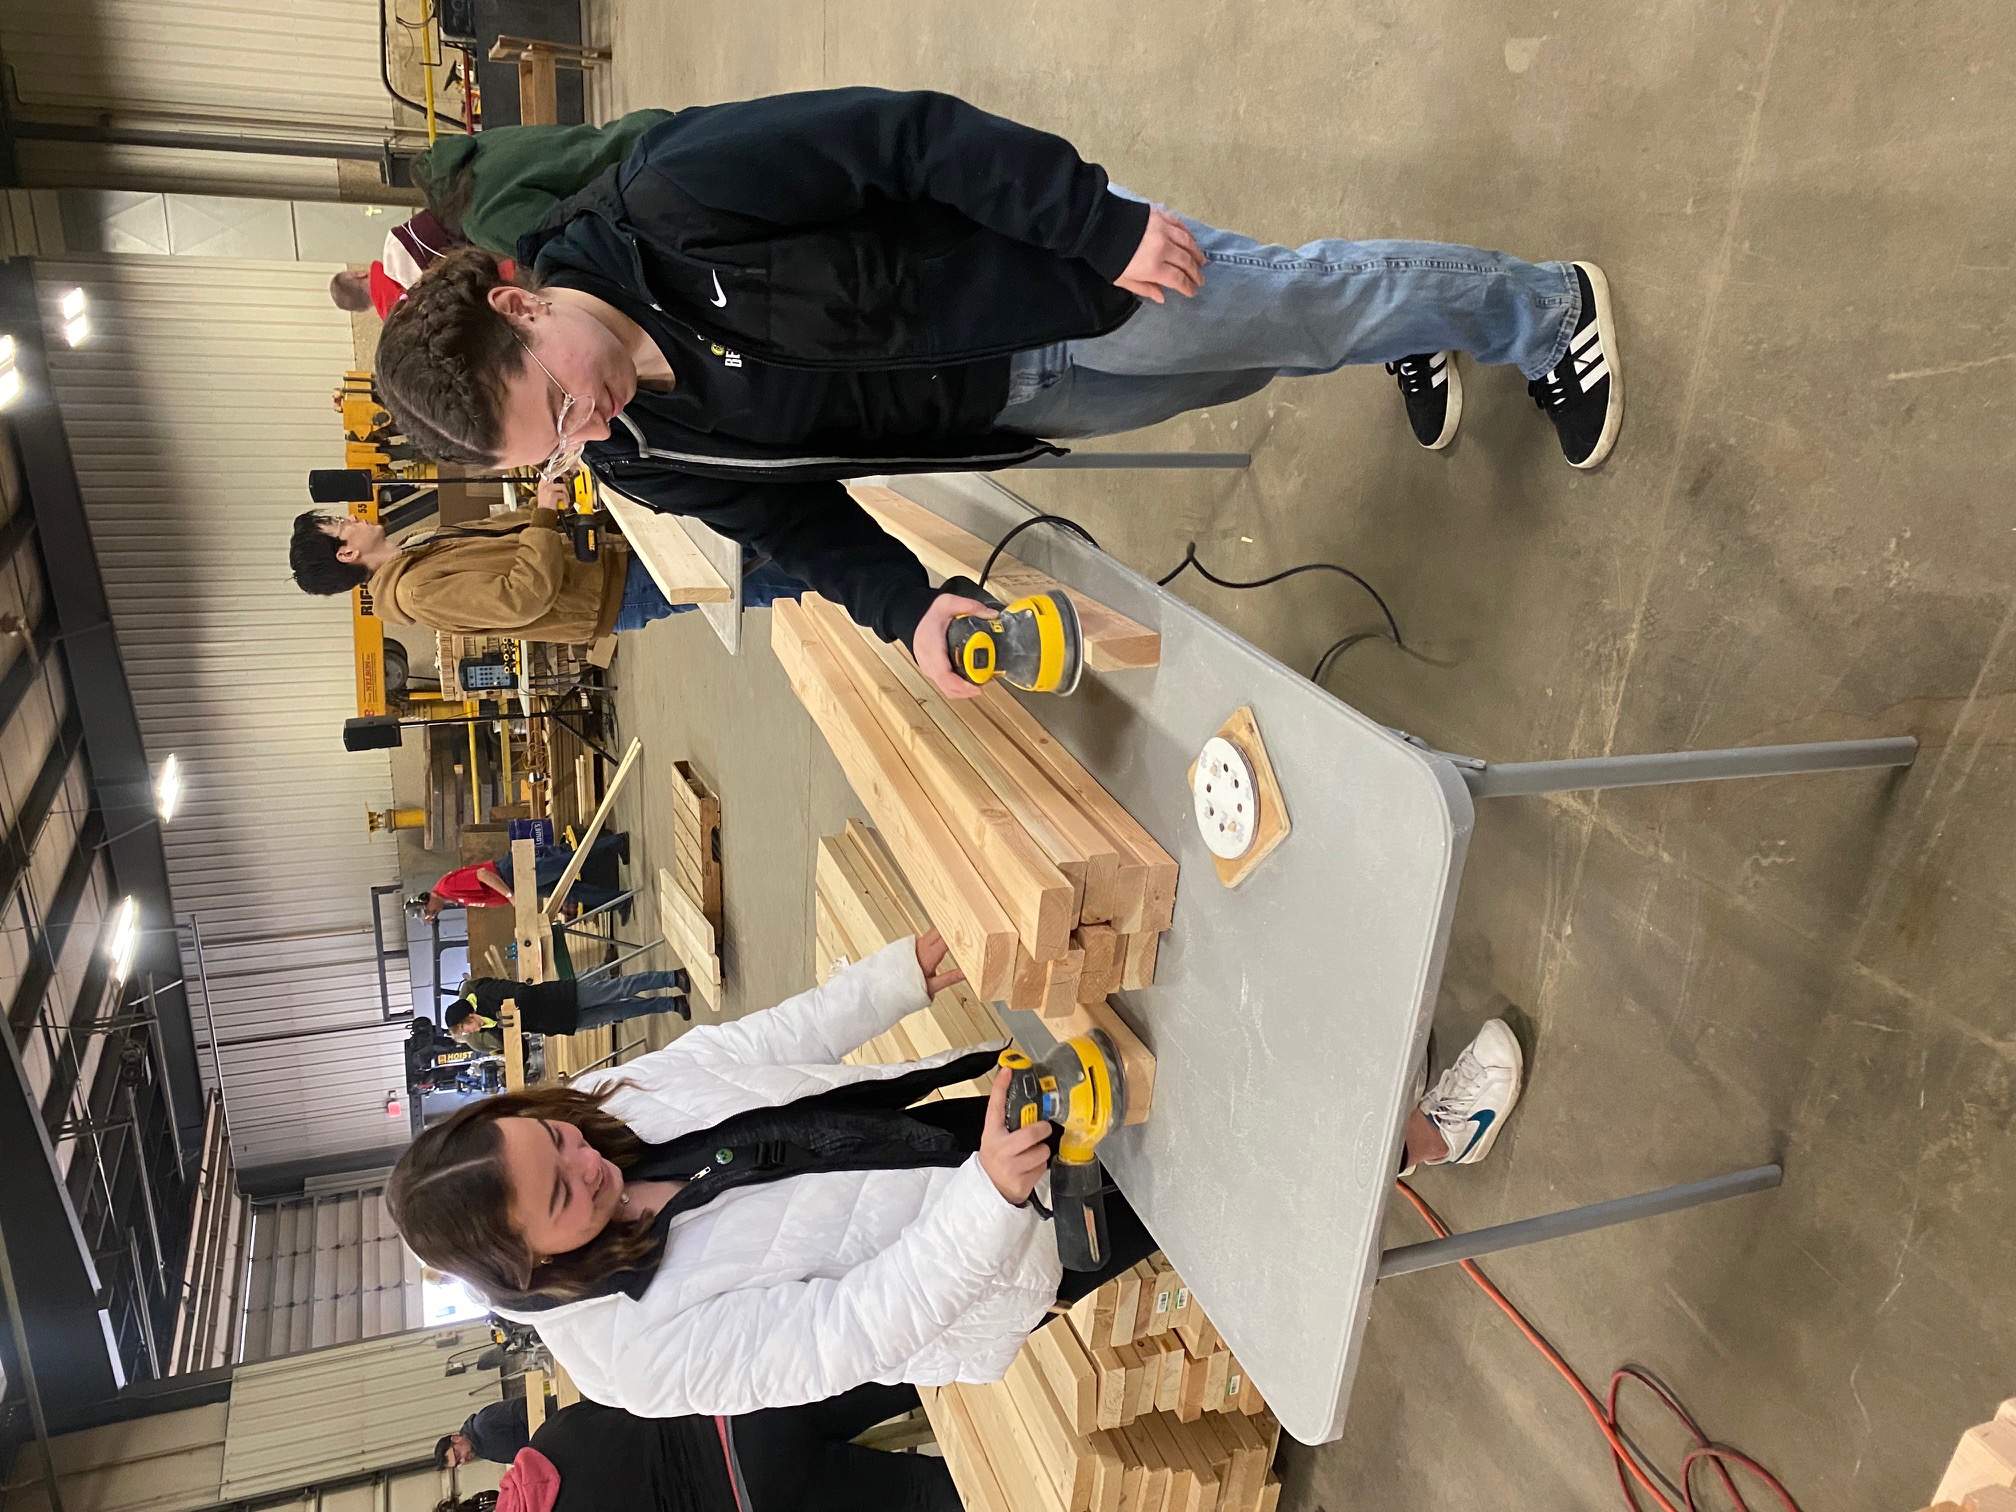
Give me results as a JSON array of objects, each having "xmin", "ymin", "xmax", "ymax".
[{"xmin": 587, "ymin": 5, "xmax": 2016, "ymax": 1508}]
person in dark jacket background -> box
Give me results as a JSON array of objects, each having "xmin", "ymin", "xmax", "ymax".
[
  {"xmin": 434, "ymin": 1391, "xmax": 957, "ymax": 1512},
  {"xmin": 437, "ymin": 1393, "xmax": 533, "ymax": 1467},
  {"xmin": 447, "ymin": 968, "xmax": 693, "ymax": 1054},
  {"xmin": 372, "ymin": 87, "xmax": 1621, "ymax": 700}
]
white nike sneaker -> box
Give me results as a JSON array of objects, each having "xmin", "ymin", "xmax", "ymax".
[{"xmin": 1418, "ymin": 1019, "xmax": 1524, "ymax": 1167}]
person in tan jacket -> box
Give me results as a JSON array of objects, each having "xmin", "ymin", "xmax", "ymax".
[{"xmin": 289, "ymin": 485, "xmax": 808, "ymax": 641}]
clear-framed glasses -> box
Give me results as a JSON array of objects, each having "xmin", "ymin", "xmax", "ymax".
[{"xmin": 515, "ymin": 334, "xmax": 593, "ymax": 481}]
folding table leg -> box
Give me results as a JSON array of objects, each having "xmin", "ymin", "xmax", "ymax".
[
  {"xmin": 1376, "ymin": 1163, "xmax": 1782, "ymax": 1279},
  {"xmin": 1457, "ymin": 737, "xmax": 1917, "ymax": 798},
  {"xmin": 1010, "ymin": 452, "xmax": 1251, "ymax": 470}
]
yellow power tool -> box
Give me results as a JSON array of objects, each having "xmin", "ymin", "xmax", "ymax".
[
  {"xmin": 945, "ymin": 588, "xmax": 1085, "ymax": 696},
  {"xmin": 999, "ymin": 1031, "xmax": 1125, "ymax": 1270}
]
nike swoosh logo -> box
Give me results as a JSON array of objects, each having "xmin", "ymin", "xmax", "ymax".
[
  {"xmin": 1455, "ymin": 1108, "xmax": 1495, "ymax": 1161},
  {"xmin": 709, "ymin": 271, "xmax": 728, "ymax": 308}
]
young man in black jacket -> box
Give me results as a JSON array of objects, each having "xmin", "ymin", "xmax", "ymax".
[{"xmin": 374, "ymin": 87, "xmax": 1620, "ymax": 699}]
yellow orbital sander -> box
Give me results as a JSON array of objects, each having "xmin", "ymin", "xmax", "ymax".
[
  {"xmin": 999, "ymin": 1032, "xmax": 1125, "ymax": 1270},
  {"xmin": 944, "ymin": 586, "xmax": 1085, "ymax": 696}
]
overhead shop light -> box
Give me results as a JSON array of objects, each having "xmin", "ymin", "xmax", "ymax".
[
  {"xmin": 106, "ymin": 896, "xmax": 141, "ymax": 983},
  {"xmin": 156, "ymin": 753, "xmax": 185, "ymax": 823},
  {"xmin": 59, "ymin": 287, "xmax": 89, "ymax": 347},
  {"xmin": 0, "ymin": 335, "xmax": 19, "ymax": 409}
]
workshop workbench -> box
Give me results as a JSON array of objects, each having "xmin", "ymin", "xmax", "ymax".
[{"xmin": 887, "ymin": 472, "xmax": 1911, "ymax": 1445}]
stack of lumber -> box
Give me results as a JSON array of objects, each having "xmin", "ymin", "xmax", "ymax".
[
  {"xmin": 924, "ymin": 1263, "xmax": 1280, "ymax": 1512},
  {"xmin": 670, "ymin": 761, "xmax": 724, "ymax": 935},
  {"xmin": 774, "ymin": 592, "xmax": 1176, "ymax": 1022},
  {"xmin": 1925, "ymin": 1400, "xmax": 2016, "ymax": 1511}
]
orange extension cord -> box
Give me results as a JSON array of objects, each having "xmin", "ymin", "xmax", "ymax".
[{"xmin": 1392, "ymin": 1181, "xmax": 1805, "ymax": 1512}]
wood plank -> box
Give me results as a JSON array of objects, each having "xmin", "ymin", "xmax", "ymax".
[
  {"xmin": 1110, "ymin": 1267, "xmax": 1145, "ymax": 1349},
  {"xmin": 521, "ymin": 1369, "xmax": 550, "ymax": 1434},
  {"xmin": 862, "ymin": 632, "xmax": 1108, "ymax": 919},
  {"xmin": 849, "ymin": 484, "xmax": 1160, "ymax": 672},
  {"xmin": 1118, "ymin": 1424, "xmax": 1172, "ymax": 1512},
  {"xmin": 1120, "ymin": 930, "xmax": 1161, "ymax": 992},
  {"xmin": 501, "ymin": 1002, "xmax": 526, "ymax": 1092},
  {"xmin": 927, "ymin": 1385, "xmax": 1018, "ymax": 1512},
  {"xmin": 774, "ymin": 601, "xmax": 1017, "ymax": 997},
  {"xmin": 1149, "ymin": 1334, "xmax": 1186, "ymax": 1414},
  {"xmin": 542, "ymin": 737, "xmax": 643, "ymax": 919},
  {"xmin": 801, "ymin": 593, "xmax": 1075, "ymax": 959},
  {"xmin": 658, "ymin": 867, "xmax": 722, "ymax": 1015},
  {"xmin": 961, "ymin": 1382, "xmax": 1068, "ymax": 1512},
  {"xmin": 1042, "ymin": 947, "xmax": 1086, "ymax": 1020},
  {"xmin": 970, "ymin": 688, "xmax": 1169, "ymax": 931},
  {"xmin": 1139, "ymin": 1415, "xmax": 1202, "ymax": 1512},
  {"xmin": 1003, "ymin": 1352, "xmax": 1097, "ymax": 1512},
  {"xmin": 843, "ymin": 822, "xmax": 1008, "ymax": 1047},
  {"xmin": 1165, "ymin": 1418, "xmax": 1223, "ymax": 1512},
  {"xmin": 601, "ymin": 486, "xmax": 733, "ymax": 601},
  {"xmin": 1026, "ymin": 1315, "xmax": 1099, "ymax": 1435},
  {"xmin": 1074, "ymin": 925, "xmax": 1122, "ymax": 1003},
  {"xmin": 1086, "ymin": 1430, "xmax": 1125, "ymax": 1512}
]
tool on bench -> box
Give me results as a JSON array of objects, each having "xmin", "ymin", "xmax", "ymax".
[
  {"xmin": 999, "ymin": 1031, "xmax": 1125, "ymax": 1270},
  {"xmin": 943, "ymin": 582, "xmax": 1085, "ymax": 696}
]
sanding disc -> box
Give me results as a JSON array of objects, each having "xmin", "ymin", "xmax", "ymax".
[{"xmin": 1192, "ymin": 737, "xmax": 1259, "ymax": 859}]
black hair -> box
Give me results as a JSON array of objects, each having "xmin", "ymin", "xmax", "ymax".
[
  {"xmin": 290, "ymin": 510, "xmax": 372, "ymax": 596},
  {"xmin": 433, "ymin": 1434, "xmax": 459, "ymax": 1469}
]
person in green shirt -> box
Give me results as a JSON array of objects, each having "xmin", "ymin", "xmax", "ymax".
[
  {"xmin": 414, "ymin": 110, "xmax": 672, "ymax": 257},
  {"xmin": 446, "ymin": 968, "xmax": 691, "ymax": 1056}
]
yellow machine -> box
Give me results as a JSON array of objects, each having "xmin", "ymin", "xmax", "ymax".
[
  {"xmin": 999, "ymin": 1032, "xmax": 1125, "ymax": 1270},
  {"xmin": 946, "ymin": 590, "xmax": 1086, "ymax": 696}
]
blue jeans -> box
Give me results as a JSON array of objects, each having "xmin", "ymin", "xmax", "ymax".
[
  {"xmin": 994, "ymin": 194, "xmax": 1578, "ymax": 439},
  {"xmin": 614, "ymin": 554, "xmax": 810, "ymax": 632},
  {"xmin": 574, "ymin": 970, "xmax": 688, "ymax": 1027},
  {"xmin": 494, "ymin": 834, "xmax": 628, "ymax": 912}
]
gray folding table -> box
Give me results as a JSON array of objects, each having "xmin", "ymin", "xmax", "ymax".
[{"xmin": 893, "ymin": 471, "xmax": 1912, "ymax": 1445}]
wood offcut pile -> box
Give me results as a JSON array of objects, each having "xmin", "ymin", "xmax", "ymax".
[
  {"xmin": 774, "ymin": 591, "xmax": 1174, "ymax": 1105},
  {"xmin": 814, "ymin": 821, "xmax": 1280, "ymax": 1512}
]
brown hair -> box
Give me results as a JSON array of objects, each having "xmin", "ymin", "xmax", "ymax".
[
  {"xmin": 374, "ymin": 246, "xmax": 537, "ymax": 467},
  {"xmin": 386, "ymin": 1082, "xmax": 665, "ymax": 1304}
]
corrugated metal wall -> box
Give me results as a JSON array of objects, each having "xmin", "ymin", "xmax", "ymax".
[
  {"xmin": 240, "ymin": 1180, "xmax": 424, "ymax": 1363},
  {"xmin": 1, "ymin": 1, "xmax": 395, "ymax": 137},
  {"xmin": 36, "ymin": 257, "xmax": 413, "ymax": 1174},
  {"xmin": 221, "ymin": 1327, "xmax": 503, "ymax": 1500}
]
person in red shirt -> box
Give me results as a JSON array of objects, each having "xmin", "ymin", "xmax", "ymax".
[{"xmin": 419, "ymin": 832, "xmax": 629, "ymax": 920}]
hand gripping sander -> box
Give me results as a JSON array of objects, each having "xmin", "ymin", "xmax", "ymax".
[
  {"xmin": 999, "ymin": 1031, "xmax": 1125, "ymax": 1270},
  {"xmin": 942, "ymin": 579, "xmax": 1085, "ymax": 696}
]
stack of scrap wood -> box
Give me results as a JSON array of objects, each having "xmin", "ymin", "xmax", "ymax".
[
  {"xmin": 775, "ymin": 592, "xmax": 1173, "ymax": 1057},
  {"xmin": 670, "ymin": 760, "xmax": 723, "ymax": 934},
  {"xmin": 924, "ymin": 1266, "xmax": 1280, "ymax": 1512}
]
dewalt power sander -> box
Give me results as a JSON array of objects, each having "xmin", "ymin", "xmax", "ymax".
[
  {"xmin": 941, "ymin": 578, "xmax": 1086, "ymax": 697},
  {"xmin": 999, "ymin": 1031, "xmax": 1125, "ymax": 1270}
]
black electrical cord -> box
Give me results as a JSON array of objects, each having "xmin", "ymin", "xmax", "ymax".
[{"xmin": 981, "ymin": 514, "xmax": 1414, "ymax": 681}]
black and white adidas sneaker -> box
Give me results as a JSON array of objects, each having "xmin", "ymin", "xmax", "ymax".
[
  {"xmin": 1529, "ymin": 262, "xmax": 1622, "ymax": 469},
  {"xmin": 1385, "ymin": 351, "xmax": 1462, "ymax": 450}
]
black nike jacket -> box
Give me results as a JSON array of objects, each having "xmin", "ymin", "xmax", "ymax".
[{"xmin": 523, "ymin": 86, "xmax": 1150, "ymax": 647}]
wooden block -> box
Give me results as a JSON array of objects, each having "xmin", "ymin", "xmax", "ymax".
[
  {"xmin": 1254, "ymin": 1476, "xmax": 1280, "ymax": 1512},
  {"xmin": 1149, "ymin": 1334, "xmax": 1187, "ymax": 1414},
  {"xmin": 1004, "ymin": 1352, "xmax": 1096, "ymax": 1512},
  {"xmin": 929, "ymin": 1385, "xmax": 1018, "ymax": 1512},
  {"xmin": 1144, "ymin": 1265, "xmax": 1180, "ymax": 1336},
  {"xmin": 1120, "ymin": 929, "xmax": 1161, "ymax": 992},
  {"xmin": 1044, "ymin": 947, "xmax": 1086, "ymax": 1015},
  {"xmin": 1940, "ymin": 1423, "xmax": 2016, "ymax": 1506},
  {"xmin": 1176, "ymin": 1351, "xmax": 1211, "ymax": 1422},
  {"xmin": 802, "ymin": 594, "xmax": 1076, "ymax": 960},
  {"xmin": 1967, "ymin": 1493, "xmax": 2016, "ymax": 1512},
  {"xmin": 962, "ymin": 1381, "xmax": 1068, "ymax": 1512},
  {"xmin": 862, "ymin": 632, "xmax": 1114, "ymax": 921},
  {"xmin": 1069, "ymin": 1282, "xmax": 1118, "ymax": 1357},
  {"xmin": 602, "ymin": 487, "xmax": 733, "ymax": 601},
  {"xmin": 1105, "ymin": 1429, "xmax": 1146, "ymax": 1512},
  {"xmin": 1121, "ymin": 1342, "xmax": 1157, "ymax": 1421},
  {"xmin": 500, "ymin": 1002, "xmax": 526, "ymax": 1092},
  {"xmin": 521, "ymin": 1369, "xmax": 550, "ymax": 1434},
  {"xmin": 1110, "ymin": 1267, "xmax": 1145, "ymax": 1349},
  {"xmin": 1074, "ymin": 924, "xmax": 1123, "ymax": 1002},
  {"xmin": 1140, "ymin": 1415, "xmax": 1205, "ymax": 1512},
  {"xmin": 848, "ymin": 484, "xmax": 1161, "ymax": 672},
  {"xmin": 1129, "ymin": 1261, "xmax": 1161, "ymax": 1341},
  {"xmin": 1165, "ymin": 1420, "xmax": 1224, "ymax": 1512},
  {"xmin": 2001, "ymin": 1400, "xmax": 2016, "ymax": 1426},
  {"xmin": 975, "ymin": 684, "xmax": 1178, "ymax": 933},
  {"xmin": 774, "ymin": 602, "xmax": 1018, "ymax": 997},
  {"xmin": 1176, "ymin": 1310, "xmax": 1221, "ymax": 1360},
  {"xmin": 1203, "ymin": 1351, "xmax": 1231, "ymax": 1413},
  {"xmin": 1087, "ymin": 1430, "xmax": 1125, "ymax": 1512},
  {"xmin": 1118, "ymin": 1424, "xmax": 1172, "ymax": 1512},
  {"xmin": 1027, "ymin": 1316, "xmax": 1100, "ymax": 1436},
  {"xmin": 1090, "ymin": 1344, "xmax": 1132, "ymax": 1431}
]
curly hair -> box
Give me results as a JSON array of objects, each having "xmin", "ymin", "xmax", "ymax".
[
  {"xmin": 387, "ymin": 1081, "xmax": 665, "ymax": 1305},
  {"xmin": 374, "ymin": 247, "xmax": 538, "ymax": 467}
]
